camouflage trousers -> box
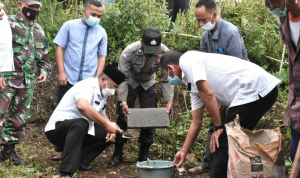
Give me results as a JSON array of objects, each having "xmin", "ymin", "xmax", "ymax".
[{"xmin": 0, "ymin": 85, "xmax": 34, "ymax": 145}]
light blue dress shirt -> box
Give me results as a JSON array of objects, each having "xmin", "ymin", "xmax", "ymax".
[
  {"xmin": 54, "ymin": 18, "xmax": 107, "ymax": 85},
  {"xmin": 200, "ymin": 17, "xmax": 249, "ymax": 61}
]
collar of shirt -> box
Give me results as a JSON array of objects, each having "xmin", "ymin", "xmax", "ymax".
[
  {"xmin": 208, "ymin": 17, "xmax": 223, "ymax": 40},
  {"xmin": 15, "ymin": 12, "xmax": 37, "ymax": 28},
  {"xmin": 95, "ymin": 78, "xmax": 103, "ymax": 99},
  {"xmin": 136, "ymin": 46, "xmax": 144, "ymax": 56},
  {"xmin": 81, "ymin": 17, "xmax": 89, "ymax": 27},
  {"xmin": 137, "ymin": 45, "xmax": 159, "ymax": 57}
]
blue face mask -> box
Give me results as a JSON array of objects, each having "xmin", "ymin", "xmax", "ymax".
[
  {"xmin": 86, "ymin": 12, "xmax": 100, "ymax": 26},
  {"xmin": 270, "ymin": 0, "xmax": 287, "ymax": 17},
  {"xmin": 168, "ymin": 67, "xmax": 182, "ymax": 85},
  {"xmin": 202, "ymin": 12, "xmax": 216, "ymax": 31}
]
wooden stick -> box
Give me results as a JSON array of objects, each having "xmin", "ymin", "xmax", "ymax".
[
  {"xmin": 266, "ymin": 55, "xmax": 281, "ymax": 62},
  {"xmin": 279, "ymin": 44, "xmax": 286, "ymax": 74},
  {"xmin": 289, "ymin": 140, "xmax": 300, "ymax": 178},
  {"xmin": 161, "ymin": 32, "xmax": 201, "ymax": 39}
]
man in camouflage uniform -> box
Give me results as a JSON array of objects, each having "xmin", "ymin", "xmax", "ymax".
[
  {"xmin": 0, "ymin": 0, "xmax": 51, "ymax": 165},
  {"xmin": 108, "ymin": 27, "xmax": 174, "ymax": 167}
]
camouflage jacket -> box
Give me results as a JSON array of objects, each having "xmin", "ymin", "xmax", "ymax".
[{"xmin": 0, "ymin": 12, "xmax": 52, "ymax": 89}]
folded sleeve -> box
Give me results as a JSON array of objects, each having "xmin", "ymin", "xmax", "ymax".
[
  {"xmin": 97, "ymin": 29, "xmax": 107, "ymax": 56},
  {"xmin": 53, "ymin": 22, "xmax": 70, "ymax": 48},
  {"xmin": 190, "ymin": 92, "xmax": 203, "ymax": 110}
]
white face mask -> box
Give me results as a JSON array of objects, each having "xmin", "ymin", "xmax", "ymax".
[
  {"xmin": 101, "ymin": 80, "xmax": 115, "ymax": 98},
  {"xmin": 202, "ymin": 12, "xmax": 216, "ymax": 31}
]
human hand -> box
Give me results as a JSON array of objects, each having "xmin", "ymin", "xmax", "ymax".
[
  {"xmin": 36, "ymin": 73, "xmax": 47, "ymax": 84},
  {"xmin": 57, "ymin": 71, "xmax": 68, "ymax": 86},
  {"xmin": 106, "ymin": 133, "xmax": 116, "ymax": 143},
  {"xmin": 0, "ymin": 77, "xmax": 5, "ymax": 91},
  {"xmin": 173, "ymin": 150, "xmax": 187, "ymax": 167},
  {"xmin": 218, "ymin": 104, "xmax": 227, "ymax": 113},
  {"xmin": 210, "ymin": 129, "xmax": 223, "ymax": 153},
  {"xmin": 122, "ymin": 104, "xmax": 130, "ymax": 121},
  {"xmin": 105, "ymin": 122, "xmax": 122, "ymax": 134},
  {"xmin": 166, "ymin": 100, "xmax": 173, "ymax": 115}
]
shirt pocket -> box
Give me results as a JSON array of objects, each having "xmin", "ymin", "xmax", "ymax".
[
  {"xmin": 131, "ymin": 56, "xmax": 144, "ymax": 73},
  {"xmin": 151, "ymin": 61, "xmax": 160, "ymax": 73},
  {"xmin": 12, "ymin": 35, "xmax": 26, "ymax": 55},
  {"xmin": 34, "ymin": 42, "xmax": 44, "ymax": 60}
]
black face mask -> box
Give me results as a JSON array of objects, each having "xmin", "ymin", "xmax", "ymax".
[
  {"xmin": 141, "ymin": 47, "xmax": 154, "ymax": 58},
  {"xmin": 22, "ymin": 6, "xmax": 39, "ymax": 20},
  {"xmin": 146, "ymin": 53, "xmax": 154, "ymax": 58}
]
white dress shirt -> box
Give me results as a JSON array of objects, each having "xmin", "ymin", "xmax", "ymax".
[
  {"xmin": 289, "ymin": 13, "xmax": 300, "ymax": 47},
  {"xmin": 180, "ymin": 51, "xmax": 281, "ymax": 110},
  {"xmin": 45, "ymin": 78, "xmax": 107, "ymax": 136},
  {"xmin": 0, "ymin": 9, "xmax": 14, "ymax": 72}
]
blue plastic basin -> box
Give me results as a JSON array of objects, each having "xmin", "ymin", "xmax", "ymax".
[{"xmin": 136, "ymin": 160, "xmax": 175, "ymax": 178}]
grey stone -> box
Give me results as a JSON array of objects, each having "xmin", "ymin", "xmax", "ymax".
[{"xmin": 127, "ymin": 108, "xmax": 169, "ymax": 129}]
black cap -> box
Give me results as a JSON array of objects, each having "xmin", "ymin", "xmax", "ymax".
[
  {"xmin": 142, "ymin": 27, "xmax": 162, "ymax": 54},
  {"xmin": 103, "ymin": 64, "xmax": 126, "ymax": 85}
]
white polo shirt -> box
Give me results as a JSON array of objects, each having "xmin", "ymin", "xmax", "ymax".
[
  {"xmin": 180, "ymin": 51, "xmax": 281, "ymax": 110},
  {"xmin": 45, "ymin": 78, "xmax": 107, "ymax": 136},
  {"xmin": 0, "ymin": 9, "xmax": 14, "ymax": 72}
]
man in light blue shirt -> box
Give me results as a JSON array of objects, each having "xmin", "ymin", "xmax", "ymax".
[
  {"xmin": 189, "ymin": 0, "xmax": 249, "ymax": 174},
  {"xmin": 52, "ymin": 0, "xmax": 107, "ymax": 161}
]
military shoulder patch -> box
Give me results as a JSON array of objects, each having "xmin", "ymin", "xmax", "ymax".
[{"xmin": 122, "ymin": 50, "xmax": 129, "ymax": 59}]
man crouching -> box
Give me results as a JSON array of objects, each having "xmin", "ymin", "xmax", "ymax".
[{"xmin": 45, "ymin": 64, "xmax": 126, "ymax": 178}]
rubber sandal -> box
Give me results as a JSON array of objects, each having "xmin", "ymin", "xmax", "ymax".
[
  {"xmin": 188, "ymin": 166, "xmax": 210, "ymax": 174},
  {"xmin": 50, "ymin": 151, "xmax": 63, "ymax": 161}
]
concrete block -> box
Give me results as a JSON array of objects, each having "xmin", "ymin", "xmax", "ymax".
[{"xmin": 127, "ymin": 108, "xmax": 169, "ymax": 129}]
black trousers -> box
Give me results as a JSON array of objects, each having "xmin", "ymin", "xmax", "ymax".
[
  {"xmin": 167, "ymin": 0, "xmax": 190, "ymax": 23},
  {"xmin": 115, "ymin": 84, "xmax": 158, "ymax": 144},
  {"xmin": 45, "ymin": 119, "xmax": 111, "ymax": 173},
  {"xmin": 201, "ymin": 111, "xmax": 226, "ymax": 169},
  {"xmin": 55, "ymin": 82, "xmax": 74, "ymax": 153},
  {"xmin": 210, "ymin": 86, "xmax": 278, "ymax": 178}
]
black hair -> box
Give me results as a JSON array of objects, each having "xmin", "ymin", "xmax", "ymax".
[
  {"xmin": 84, "ymin": 0, "xmax": 102, "ymax": 8},
  {"xmin": 160, "ymin": 51, "xmax": 183, "ymax": 71},
  {"xmin": 195, "ymin": 0, "xmax": 217, "ymax": 11}
]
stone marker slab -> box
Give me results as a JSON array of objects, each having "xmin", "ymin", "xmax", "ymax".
[{"xmin": 127, "ymin": 108, "xmax": 169, "ymax": 129}]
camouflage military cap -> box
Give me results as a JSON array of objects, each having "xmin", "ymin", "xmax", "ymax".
[{"xmin": 23, "ymin": 0, "xmax": 42, "ymax": 7}]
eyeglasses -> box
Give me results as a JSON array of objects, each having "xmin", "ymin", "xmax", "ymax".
[{"xmin": 106, "ymin": 77, "xmax": 116, "ymax": 90}]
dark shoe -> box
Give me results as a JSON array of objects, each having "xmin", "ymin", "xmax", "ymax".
[
  {"xmin": 53, "ymin": 171, "xmax": 73, "ymax": 178},
  {"xmin": 0, "ymin": 144, "xmax": 23, "ymax": 165},
  {"xmin": 138, "ymin": 153, "xmax": 150, "ymax": 162},
  {"xmin": 79, "ymin": 162, "xmax": 94, "ymax": 171},
  {"xmin": 108, "ymin": 154, "xmax": 123, "ymax": 167}
]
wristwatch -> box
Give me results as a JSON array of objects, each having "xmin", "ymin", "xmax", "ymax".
[
  {"xmin": 211, "ymin": 124, "xmax": 225, "ymax": 131},
  {"xmin": 120, "ymin": 101, "xmax": 127, "ymax": 106}
]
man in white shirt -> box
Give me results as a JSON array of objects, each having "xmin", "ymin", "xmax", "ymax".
[
  {"xmin": 45, "ymin": 64, "xmax": 125, "ymax": 178},
  {"xmin": 0, "ymin": 4, "xmax": 14, "ymax": 91},
  {"xmin": 160, "ymin": 51, "xmax": 280, "ymax": 178}
]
